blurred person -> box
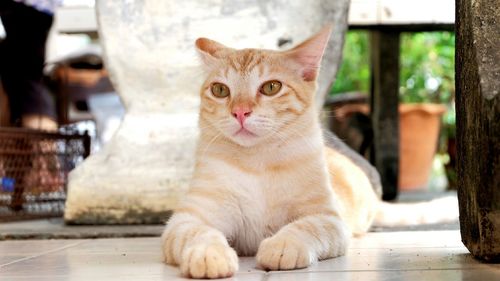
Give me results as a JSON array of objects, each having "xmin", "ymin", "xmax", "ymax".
[{"xmin": 0, "ymin": 0, "xmax": 62, "ymax": 131}]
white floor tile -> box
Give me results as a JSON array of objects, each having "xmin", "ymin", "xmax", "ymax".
[
  {"xmin": 0, "ymin": 239, "xmax": 84, "ymax": 255},
  {"xmin": 0, "ymin": 230, "xmax": 498, "ymax": 281},
  {"xmin": 0, "ymin": 255, "xmax": 29, "ymax": 267}
]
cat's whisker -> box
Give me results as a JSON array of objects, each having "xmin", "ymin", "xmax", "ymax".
[
  {"xmin": 197, "ymin": 123, "xmax": 218, "ymax": 131},
  {"xmin": 198, "ymin": 118, "xmax": 235, "ymax": 133},
  {"xmin": 200, "ymin": 131, "xmax": 222, "ymax": 158},
  {"xmin": 271, "ymin": 124, "xmax": 319, "ymax": 149},
  {"xmin": 319, "ymin": 112, "xmax": 345, "ymax": 119},
  {"xmin": 265, "ymin": 125, "xmax": 299, "ymax": 147},
  {"xmin": 319, "ymin": 113, "xmax": 343, "ymax": 118}
]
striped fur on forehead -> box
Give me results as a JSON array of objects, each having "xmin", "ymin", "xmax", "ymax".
[{"xmin": 225, "ymin": 49, "xmax": 268, "ymax": 75}]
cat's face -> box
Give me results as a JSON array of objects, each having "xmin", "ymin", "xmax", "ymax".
[
  {"xmin": 198, "ymin": 50, "xmax": 313, "ymax": 147},
  {"xmin": 196, "ymin": 27, "xmax": 331, "ymax": 147}
]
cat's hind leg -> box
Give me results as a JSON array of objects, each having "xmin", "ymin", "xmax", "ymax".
[
  {"xmin": 162, "ymin": 213, "xmax": 238, "ymax": 279},
  {"xmin": 256, "ymin": 214, "xmax": 349, "ymax": 270}
]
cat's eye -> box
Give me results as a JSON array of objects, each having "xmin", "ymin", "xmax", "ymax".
[
  {"xmin": 260, "ymin": 80, "xmax": 282, "ymax": 96},
  {"xmin": 211, "ymin": 83, "xmax": 230, "ymax": 98}
]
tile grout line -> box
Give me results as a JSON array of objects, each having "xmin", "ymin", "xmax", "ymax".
[
  {"xmin": 0, "ymin": 240, "xmax": 87, "ymax": 268},
  {"xmin": 348, "ymin": 245, "xmax": 467, "ymax": 250},
  {"xmin": 264, "ymin": 267, "xmax": 492, "ymax": 275}
]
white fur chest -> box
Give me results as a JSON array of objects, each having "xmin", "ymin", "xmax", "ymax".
[
  {"xmin": 198, "ymin": 130, "xmax": 327, "ymax": 255},
  {"xmin": 201, "ymin": 160, "xmax": 290, "ymax": 255}
]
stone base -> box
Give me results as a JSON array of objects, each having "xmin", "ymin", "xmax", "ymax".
[
  {"xmin": 0, "ymin": 218, "xmax": 164, "ymax": 240},
  {"xmin": 64, "ymin": 113, "xmax": 197, "ymax": 224}
]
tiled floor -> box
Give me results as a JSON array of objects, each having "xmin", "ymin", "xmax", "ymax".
[{"xmin": 0, "ymin": 230, "xmax": 499, "ymax": 280}]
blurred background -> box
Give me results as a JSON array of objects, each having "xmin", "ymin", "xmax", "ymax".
[
  {"xmin": 328, "ymin": 30, "xmax": 456, "ymax": 193},
  {"xmin": 0, "ymin": 0, "xmax": 456, "ymax": 222}
]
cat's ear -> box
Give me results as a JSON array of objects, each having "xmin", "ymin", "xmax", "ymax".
[
  {"xmin": 195, "ymin": 38, "xmax": 230, "ymax": 66},
  {"xmin": 284, "ymin": 25, "xmax": 332, "ymax": 81}
]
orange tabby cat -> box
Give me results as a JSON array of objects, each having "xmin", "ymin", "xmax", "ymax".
[{"xmin": 161, "ymin": 26, "xmax": 457, "ymax": 279}]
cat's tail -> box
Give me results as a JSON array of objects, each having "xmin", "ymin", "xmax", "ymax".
[{"xmin": 372, "ymin": 195, "xmax": 459, "ymax": 227}]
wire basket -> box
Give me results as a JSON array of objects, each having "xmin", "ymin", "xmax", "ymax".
[{"xmin": 0, "ymin": 127, "xmax": 90, "ymax": 221}]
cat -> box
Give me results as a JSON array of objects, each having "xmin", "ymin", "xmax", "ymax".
[{"xmin": 161, "ymin": 26, "xmax": 458, "ymax": 279}]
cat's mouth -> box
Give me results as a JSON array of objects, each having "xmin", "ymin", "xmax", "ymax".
[{"xmin": 233, "ymin": 127, "xmax": 257, "ymax": 138}]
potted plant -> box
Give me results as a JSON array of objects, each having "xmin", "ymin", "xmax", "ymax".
[
  {"xmin": 398, "ymin": 32, "xmax": 454, "ymax": 191},
  {"xmin": 326, "ymin": 31, "xmax": 455, "ymax": 191},
  {"xmin": 398, "ymin": 104, "xmax": 446, "ymax": 190}
]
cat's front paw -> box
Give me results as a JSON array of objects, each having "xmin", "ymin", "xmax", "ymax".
[
  {"xmin": 180, "ymin": 243, "xmax": 239, "ymax": 279},
  {"xmin": 256, "ymin": 235, "xmax": 313, "ymax": 270}
]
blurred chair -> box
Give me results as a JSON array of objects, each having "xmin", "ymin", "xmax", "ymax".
[
  {"xmin": 65, "ymin": 0, "xmax": 350, "ymax": 224},
  {"xmin": 47, "ymin": 51, "xmax": 114, "ymax": 125}
]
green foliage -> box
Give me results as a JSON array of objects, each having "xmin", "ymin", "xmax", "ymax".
[
  {"xmin": 330, "ymin": 31, "xmax": 370, "ymax": 94},
  {"xmin": 400, "ymin": 32, "xmax": 455, "ymax": 103},
  {"xmin": 331, "ymin": 31, "xmax": 455, "ymax": 106}
]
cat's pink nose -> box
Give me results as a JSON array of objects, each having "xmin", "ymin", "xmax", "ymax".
[{"xmin": 232, "ymin": 106, "xmax": 252, "ymax": 125}]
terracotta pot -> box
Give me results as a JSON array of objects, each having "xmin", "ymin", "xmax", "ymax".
[
  {"xmin": 325, "ymin": 101, "xmax": 446, "ymax": 191},
  {"xmin": 399, "ymin": 104, "xmax": 446, "ymax": 190}
]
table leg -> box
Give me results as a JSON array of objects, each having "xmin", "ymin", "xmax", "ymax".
[{"xmin": 369, "ymin": 30, "xmax": 400, "ymax": 201}]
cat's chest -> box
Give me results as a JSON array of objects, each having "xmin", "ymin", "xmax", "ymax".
[
  {"xmin": 231, "ymin": 170, "xmax": 297, "ymax": 225},
  {"xmin": 208, "ymin": 153, "xmax": 326, "ymax": 254},
  {"xmin": 228, "ymin": 172, "xmax": 294, "ymax": 255}
]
